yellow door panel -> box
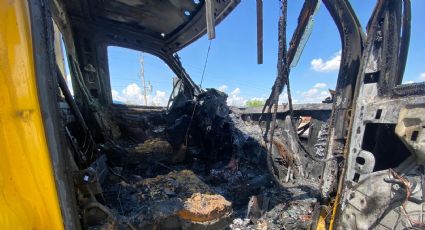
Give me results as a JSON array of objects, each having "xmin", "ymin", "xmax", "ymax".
[{"xmin": 0, "ymin": 0, "xmax": 65, "ymax": 229}]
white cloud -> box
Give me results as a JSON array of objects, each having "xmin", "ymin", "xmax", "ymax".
[
  {"xmin": 149, "ymin": 90, "xmax": 168, "ymax": 106},
  {"xmin": 298, "ymin": 83, "xmax": 331, "ymax": 103},
  {"xmin": 302, "ymin": 88, "xmax": 320, "ymax": 98},
  {"xmin": 231, "ymin": 88, "xmax": 240, "ymax": 95},
  {"xmin": 112, "ymin": 83, "xmax": 168, "ymax": 106},
  {"xmin": 313, "ymin": 82, "xmax": 327, "ymax": 88},
  {"xmin": 311, "ymin": 51, "xmax": 341, "ymax": 72},
  {"xmin": 121, "ymin": 83, "xmax": 143, "ymax": 104},
  {"xmin": 278, "ymin": 92, "xmax": 288, "ymax": 103},
  {"xmin": 111, "ymin": 89, "xmax": 123, "ymax": 101},
  {"xmin": 403, "ymin": 80, "xmax": 415, "ymax": 84},
  {"xmin": 227, "ymin": 87, "xmax": 246, "ymax": 106},
  {"xmin": 250, "ymin": 97, "xmax": 265, "ymax": 101},
  {"xmin": 419, "ymin": 72, "xmax": 425, "ymax": 81},
  {"xmin": 218, "ymin": 85, "xmax": 228, "ymax": 92},
  {"xmin": 229, "ymin": 83, "xmax": 329, "ymax": 106}
]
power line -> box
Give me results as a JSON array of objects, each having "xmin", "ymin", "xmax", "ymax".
[{"xmin": 199, "ymin": 40, "xmax": 212, "ymax": 88}]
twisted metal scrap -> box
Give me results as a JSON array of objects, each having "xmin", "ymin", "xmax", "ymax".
[
  {"xmin": 260, "ymin": 0, "xmax": 322, "ymax": 187},
  {"xmin": 260, "ymin": 0, "xmax": 319, "ymax": 141}
]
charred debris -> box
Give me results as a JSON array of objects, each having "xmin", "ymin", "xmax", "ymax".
[
  {"xmin": 64, "ymin": 85, "xmax": 331, "ymax": 229},
  {"xmin": 48, "ymin": 0, "xmax": 425, "ymax": 229}
]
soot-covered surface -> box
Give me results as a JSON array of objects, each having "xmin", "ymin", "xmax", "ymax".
[{"xmin": 95, "ymin": 89, "xmax": 321, "ymax": 229}]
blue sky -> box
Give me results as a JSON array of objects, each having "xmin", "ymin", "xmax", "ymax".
[{"xmin": 108, "ymin": 0, "xmax": 425, "ymax": 106}]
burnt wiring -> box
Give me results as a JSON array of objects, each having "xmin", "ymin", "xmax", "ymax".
[
  {"xmin": 199, "ymin": 40, "xmax": 212, "ymax": 88},
  {"xmin": 385, "ymin": 169, "xmax": 425, "ymax": 228},
  {"xmin": 260, "ymin": 0, "xmax": 288, "ymax": 139},
  {"xmin": 260, "ymin": 0, "xmax": 341, "ymax": 186},
  {"xmin": 259, "ymin": 0, "xmax": 360, "ymax": 192},
  {"xmin": 262, "ymin": 0, "xmax": 289, "ymax": 188},
  {"xmin": 184, "ymin": 40, "xmax": 212, "ymax": 147}
]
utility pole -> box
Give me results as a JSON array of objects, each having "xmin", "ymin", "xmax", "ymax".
[{"xmin": 139, "ymin": 52, "xmax": 152, "ymax": 106}]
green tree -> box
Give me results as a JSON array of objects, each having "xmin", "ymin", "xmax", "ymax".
[{"xmin": 245, "ymin": 99, "xmax": 265, "ymax": 107}]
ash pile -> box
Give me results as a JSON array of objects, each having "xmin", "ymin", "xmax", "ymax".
[{"xmin": 90, "ymin": 89, "xmax": 324, "ymax": 230}]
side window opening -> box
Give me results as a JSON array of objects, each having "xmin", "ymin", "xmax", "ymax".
[
  {"xmin": 400, "ymin": 1, "xmax": 425, "ymax": 85},
  {"xmin": 108, "ymin": 46, "xmax": 175, "ymax": 106},
  {"xmin": 52, "ymin": 19, "xmax": 73, "ymax": 95}
]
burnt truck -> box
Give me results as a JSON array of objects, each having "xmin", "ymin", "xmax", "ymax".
[{"xmin": 0, "ymin": 0, "xmax": 424, "ymax": 229}]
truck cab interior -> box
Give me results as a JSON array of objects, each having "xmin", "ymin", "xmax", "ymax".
[{"xmin": 1, "ymin": 0, "xmax": 425, "ymax": 229}]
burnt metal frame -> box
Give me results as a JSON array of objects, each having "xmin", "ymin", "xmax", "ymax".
[
  {"xmin": 318, "ymin": 0, "xmax": 365, "ymax": 207},
  {"xmin": 259, "ymin": 0, "xmax": 420, "ymax": 228},
  {"xmin": 60, "ymin": 0, "xmax": 240, "ymax": 107},
  {"xmin": 48, "ymin": 0, "xmax": 240, "ymax": 153},
  {"xmin": 260, "ymin": 0, "xmax": 364, "ymax": 189},
  {"xmin": 328, "ymin": 0, "xmax": 425, "ymax": 228},
  {"xmin": 316, "ymin": 0, "xmax": 425, "ymax": 228},
  {"xmin": 29, "ymin": 0, "xmax": 82, "ymax": 229}
]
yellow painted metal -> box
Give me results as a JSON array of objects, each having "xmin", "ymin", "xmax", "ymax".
[
  {"xmin": 0, "ymin": 0, "xmax": 65, "ymax": 229},
  {"xmin": 315, "ymin": 208, "xmax": 328, "ymax": 230},
  {"xmin": 328, "ymin": 195, "xmax": 339, "ymax": 230}
]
